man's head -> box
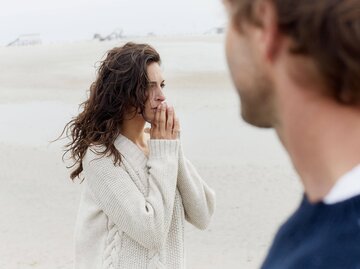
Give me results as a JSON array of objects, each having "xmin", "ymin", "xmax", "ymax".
[{"xmin": 224, "ymin": 0, "xmax": 360, "ymax": 128}]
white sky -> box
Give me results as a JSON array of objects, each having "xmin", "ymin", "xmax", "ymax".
[{"xmin": 0, "ymin": 0, "xmax": 227, "ymax": 45}]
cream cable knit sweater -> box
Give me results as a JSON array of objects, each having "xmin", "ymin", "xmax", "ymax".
[{"xmin": 74, "ymin": 134, "xmax": 215, "ymax": 269}]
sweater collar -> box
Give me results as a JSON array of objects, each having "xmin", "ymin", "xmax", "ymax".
[{"xmin": 114, "ymin": 133, "xmax": 148, "ymax": 170}]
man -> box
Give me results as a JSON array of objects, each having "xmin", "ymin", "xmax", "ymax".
[{"xmin": 223, "ymin": 0, "xmax": 360, "ymax": 268}]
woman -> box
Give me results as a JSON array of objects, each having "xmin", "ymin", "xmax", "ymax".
[{"xmin": 63, "ymin": 42, "xmax": 215, "ymax": 269}]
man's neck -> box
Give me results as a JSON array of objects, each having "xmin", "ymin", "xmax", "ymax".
[{"xmin": 275, "ymin": 80, "xmax": 360, "ymax": 203}]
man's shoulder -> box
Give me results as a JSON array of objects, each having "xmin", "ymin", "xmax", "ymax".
[{"xmin": 261, "ymin": 195, "xmax": 360, "ymax": 269}]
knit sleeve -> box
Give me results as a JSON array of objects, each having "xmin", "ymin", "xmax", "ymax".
[
  {"xmin": 177, "ymin": 143, "xmax": 216, "ymax": 230},
  {"xmin": 82, "ymin": 139, "xmax": 180, "ymax": 251}
]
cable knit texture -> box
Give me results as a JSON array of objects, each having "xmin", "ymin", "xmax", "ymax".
[{"xmin": 74, "ymin": 134, "xmax": 215, "ymax": 269}]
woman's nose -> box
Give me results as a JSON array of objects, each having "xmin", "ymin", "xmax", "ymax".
[{"xmin": 156, "ymin": 91, "xmax": 166, "ymax": 102}]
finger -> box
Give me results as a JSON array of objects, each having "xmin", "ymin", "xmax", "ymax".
[
  {"xmin": 152, "ymin": 105, "xmax": 158, "ymax": 125},
  {"xmin": 172, "ymin": 110, "xmax": 176, "ymax": 131},
  {"xmin": 154, "ymin": 104, "xmax": 161, "ymax": 128},
  {"xmin": 167, "ymin": 106, "xmax": 174, "ymax": 132},
  {"xmin": 171, "ymin": 110, "xmax": 177, "ymax": 138},
  {"xmin": 172, "ymin": 116, "xmax": 180, "ymax": 138},
  {"xmin": 159, "ymin": 103, "xmax": 167, "ymax": 134}
]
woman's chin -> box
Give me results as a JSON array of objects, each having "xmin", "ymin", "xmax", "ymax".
[
  {"xmin": 143, "ymin": 114, "xmax": 154, "ymax": 124},
  {"xmin": 141, "ymin": 109, "xmax": 157, "ymax": 124}
]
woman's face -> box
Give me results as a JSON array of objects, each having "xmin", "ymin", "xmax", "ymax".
[{"xmin": 143, "ymin": 62, "xmax": 166, "ymax": 123}]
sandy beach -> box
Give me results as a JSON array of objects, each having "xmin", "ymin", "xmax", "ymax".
[{"xmin": 0, "ymin": 35, "xmax": 302, "ymax": 269}]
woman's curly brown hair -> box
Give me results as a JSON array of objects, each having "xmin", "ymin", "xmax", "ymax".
[{"xmin": 62, "ymin": 42, "xmax": 161, "ymax": 180}]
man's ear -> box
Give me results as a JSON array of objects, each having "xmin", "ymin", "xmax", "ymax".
[{"xmin": 254, "ymin": 0, "xmax": 281, "ymax": 62}]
